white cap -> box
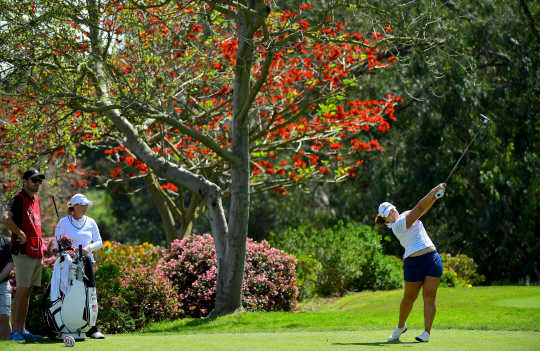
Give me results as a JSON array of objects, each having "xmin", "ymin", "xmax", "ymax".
[
  {"xmin": 378, "ymin": 202, "xmax": 395, "ymax": 218},
  {"xmin": 71, "ymin": 193, "xmax": 93, "ymax": 206}
]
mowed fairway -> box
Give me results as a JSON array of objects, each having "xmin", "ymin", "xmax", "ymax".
[
  {"xmin": 2, "ymin": 330, "xmax": 539, "ymax": 351},
  {"xmin": 2, "ymin": 286, "xmax": 539, "ymax": 350}
]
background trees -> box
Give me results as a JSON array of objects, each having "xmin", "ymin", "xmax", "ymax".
[
  {"xmin": 1, "ymin": 0, "xmax": 455, "ymax": 314},
  {"xmin": 249, "ymin": 0, "xmax": 540, "ymax": 284}
]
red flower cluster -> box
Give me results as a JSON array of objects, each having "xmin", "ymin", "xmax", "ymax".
[{"xmin": 161, "ymin": 183, "xmax": 178, "ymax": 192}]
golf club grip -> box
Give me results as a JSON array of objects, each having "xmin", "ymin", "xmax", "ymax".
[{"xmin": 435, "ymin": 189, "xmax": 445, "ymax": 199}]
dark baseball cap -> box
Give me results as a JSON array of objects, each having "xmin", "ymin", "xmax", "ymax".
[{"xmin": 23, "ymin": 168, "xmax": 45, "ymax": 180}]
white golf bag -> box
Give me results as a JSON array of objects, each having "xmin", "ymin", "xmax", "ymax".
[{"xmin": 42, "ymin": 248, "xmax": 98, "ymax": 340}]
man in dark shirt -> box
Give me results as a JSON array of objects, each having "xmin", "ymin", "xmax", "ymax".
[
  {"xmin": 1, "ymin": 168, "xmax": 44, "ymax": 340},
  {"xmin": 0, "ymin": 235, "xmax": 14, "ymax": 340}
]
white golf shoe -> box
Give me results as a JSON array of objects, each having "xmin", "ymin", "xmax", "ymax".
[
  {"xmin": 415, "ymin": 331, "xmax": 430, "ymax": 342},
  {"xmin": 388, "ymin": 323, "xmax": 407, "ymax": 340}
]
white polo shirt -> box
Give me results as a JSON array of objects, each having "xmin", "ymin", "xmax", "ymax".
[
  {"xmin": 388, "ymin": 210, "xmax": 435, "ymax": 258},
  {"xmin": 55, "ymin": 216, "xmax": 103, "ymax": 262}
]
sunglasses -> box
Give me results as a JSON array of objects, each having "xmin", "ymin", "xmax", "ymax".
[{"xmin": 29, "ymin": 178, "xmax": 43, "ymax": 184}]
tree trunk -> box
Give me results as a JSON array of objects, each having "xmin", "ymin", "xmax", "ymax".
[
  {"xmin": 210, "ymin": 5, "xmax": 256, "ymax": 316},
  {"xmin": 144, "ymin": 172, "xmax": 177, "ymax": 245},
  {"xmin": 178, "ymin": 192, "xmax": 205, "ymax": 239},
  {"xmin": 88, "ymin": 19, "xmax": 230, "ymax": 295}
]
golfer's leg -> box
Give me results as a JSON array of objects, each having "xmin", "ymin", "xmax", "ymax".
[
  {"xmin": 422, "ymin": 276, "xmax": 441, "ymax": 334},
  {"xmin": 398, "ymin": 281, "xmax": 423, "ymax": 328}
]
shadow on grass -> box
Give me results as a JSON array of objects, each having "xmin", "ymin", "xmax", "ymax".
[
  {"xmin": 333, "ymin": 340, "xmax": 418, "ymax": 347},
  {"xmin": 8, "ymin": 337, "xmax": 87, "ymax": 345},
  {"xmin": 146, "ymin": 315, "xmax": 220, "ymax": 333}
]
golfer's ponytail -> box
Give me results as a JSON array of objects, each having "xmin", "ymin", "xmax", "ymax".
[
  {"xmin": 375, "ymin": 214, "xmax": 387, "ymax": 227},
  {"xmin": 67, "ymin": 202, "xmax": 74, "ymax": 215}
]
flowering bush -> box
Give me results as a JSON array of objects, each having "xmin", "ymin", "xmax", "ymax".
[
  {"xmin": 440, "ymin": 253, "xmax": 486, "ymax": 287},
  {"xmin": 93, "ymin": 241, "xmax": 178, "ymax": 333},
  {"xmin": 440, "ymin": 267, "xmax": 467, "ymax": 287},
  {"xmin": 9, "ymin": 235, "xmax": 298, "ymax": 333},
  {"xmin": 94, "ymin": 240, "xmax": 166, "ymax": 269},
  {"xmin": 160, "ymin": 234, "xmax": 298, "ymax": 318},
  {"xmin": 96, "ymin": 264, "xmax": 183, "ymax": 333},
  {"xmin": 242, "ymin": 240, "xmax": 298, "ymax": 312}
]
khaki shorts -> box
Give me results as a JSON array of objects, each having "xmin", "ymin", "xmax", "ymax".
[
  {"xmin": 0, "ymin": 281, "xmax": 12, "ymax": 315},
  {"xmin": 12, "ymin": 254, "xmax": 43, "ymax": 287}
]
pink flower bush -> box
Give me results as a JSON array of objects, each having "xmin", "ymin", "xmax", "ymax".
[
  {"xmin": 242, "ymin": 240, "xmax": 298, "ymax": 312},
  {"xmin": 7, "ymin": 235, "xmax": 298, "ymax": 333},
  {"xmin": 160, "ymin": 234, "xmax": 299, "ymax": 317},
  {"xmin": 96, "ymin": 264, "xmax": 183, "ymax": 333}
]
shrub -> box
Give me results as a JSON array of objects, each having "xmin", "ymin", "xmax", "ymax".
[
  {"xmin": 242, "ymin": 240, "xmax": 298, "ymax": 312},
  {"xmin": 291, "ymin": 255, "xmax": 321, "ymax": 300},
  {"xmin": 96, "ymin": 264, "xmax": 183, "ymax": 333},
  {"xmin": 270, "ymin": 221, "xmax": 403, "ymax": 298},
  {"xmin": 440, "ymin": 253, "xmax": 486, "ymax": 287},
  {"xmin": 350, "ymin": 252, "xmax": 403, "ymax": 292},
  {"xmin": 160, "ymin": 234, "xmax": 298, "ymax": 317},
  {"xmin": 94, "ymin": 241, "xmax": 166, "ymax": 269},
  {"xmin": 24, "ymin": 266, "xmax": 53, "ymax": 336}
]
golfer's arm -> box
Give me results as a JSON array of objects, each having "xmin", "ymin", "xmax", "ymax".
[
  {"xmin": 421, "ymin": 195, "xmax": 437, "ymax": 215},
  {"xmin": 54, "ymin": 220, "xmax": 65, "ymax": 248},
  {"xmin": 1, "ymin": 211, "xmax": 22, "ymax": 236},
  {"xmin": 0, "ymin": 262, "xmax": 14, "ymax": 282},
  {"xmin": 406, "ymin": 189, "xmax": 438, "ymax": 227}
]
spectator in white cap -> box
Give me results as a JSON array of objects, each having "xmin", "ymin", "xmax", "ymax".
[
  {"xmin": 374, "ymin": 183, "xmax": 446, "ymax": 343},
  {"xmin": 54, "ymin": 193, "xmax": 104, "ymax": 339}
]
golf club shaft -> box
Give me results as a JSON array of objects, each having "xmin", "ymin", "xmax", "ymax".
[
  {"xmin": 52, "ymin": 196, "xmax": 60, "ymax": 221},
  {"xmin": 444, "ymin": 123, "xmax": 486, "ymax": 183}
]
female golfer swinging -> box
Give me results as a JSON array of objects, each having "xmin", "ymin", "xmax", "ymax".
[{"xmin": 375, "ymin": 183, "xmax": 446, "ymax": 343}]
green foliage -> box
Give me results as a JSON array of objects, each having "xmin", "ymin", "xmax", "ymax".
[
  {"xmin": 94, "ymin": 265, "xmax": 138, "ymax": 334},
  {"xmin": 269, "ymin": 222, "xmax": 403, "ymax": 298},
  {"xmin": 250, "ymin": 0, "xmax": 540, "ymax": 285},
  {"xmin": 93, "ymin": 241, "xmax": 182, "ymax": 333},
  {"xmin": 25, "ymin": 267, "xmax": 53, "ymax": 336},
  {"xmin": 441, "ymin": 253, "xmax": 486, "ymax": 286}
]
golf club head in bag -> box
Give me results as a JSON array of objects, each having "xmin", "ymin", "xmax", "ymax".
[{"xmin": 435, "ymin": 114, "xmax": 491, "ymax": 199}]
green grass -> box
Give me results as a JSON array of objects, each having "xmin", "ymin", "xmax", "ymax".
[
  {"xmin": 1, "ymin": 286, "xmax": 539, "ymax": 350},
  {"xmin": 145, "ymin": 286, "xmax": 540, "ymax": 333},
  {"xmin": 2, "ymin": 330, "xmax": 539, "ymax": 351},
  {"xmin": 490, "ymin": 295, "xmax": 540, "ymax": 308}
]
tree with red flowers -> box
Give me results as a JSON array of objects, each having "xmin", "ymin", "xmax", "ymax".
[{"xmin": 0, "ymin": 0, "xmax": 459, "ymax": 315}]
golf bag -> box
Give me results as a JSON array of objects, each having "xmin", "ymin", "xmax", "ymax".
[{"xmin": 42, "ymin": 246, "xmax": 98, "ymax": 340}]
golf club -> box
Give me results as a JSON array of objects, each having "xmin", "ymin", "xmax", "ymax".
[
  {"xmin": 435, "ymin": 114, "xmax": 490, "ymax": 199},
  {"xmin": 52, "ymin": 196, "xmax": 60, "ymax": 221}
]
